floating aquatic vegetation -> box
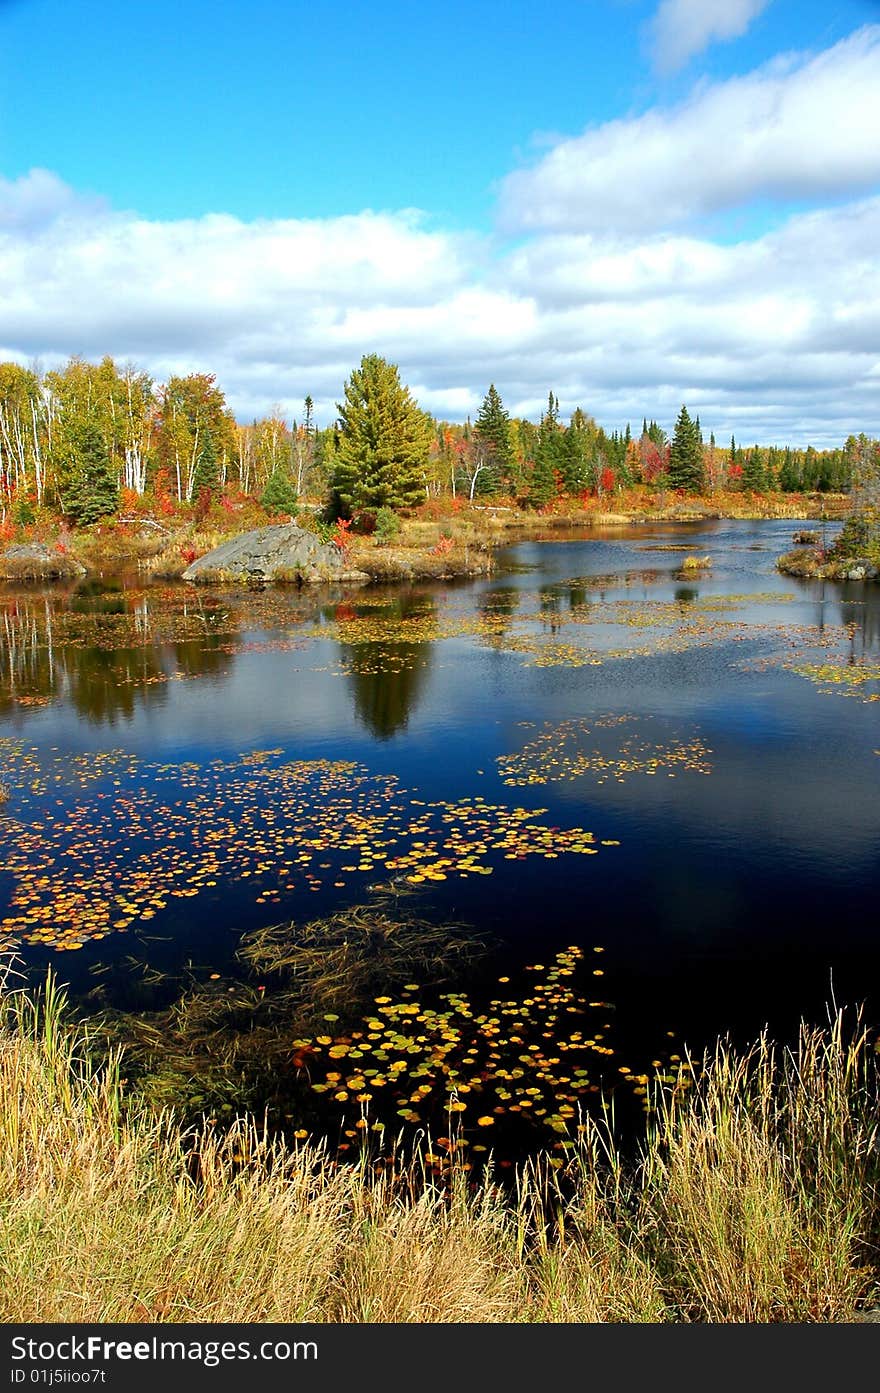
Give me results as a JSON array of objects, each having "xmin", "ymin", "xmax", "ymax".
[
  {"xmin": 497, "ymin": 716, "xmax": 713, "ymax": 787},
  {"xmin": 738, "ymin": 621, "xmax": 877, "ymax": 698},
  {"xmin": 299, "ymin": 945, "xmax": 642, "ymax": 1160},
  {"xmin": 789, "ymin": 659, "xmax": 880, "ymax": 703},
  {"xmin": 0, "ymin": 741, "xmax": 613, "ymax": 951}
]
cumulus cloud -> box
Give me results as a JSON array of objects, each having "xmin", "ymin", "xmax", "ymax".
[
  {"xmin": 649, "ymin": 0, "xmax": 771, "ymax": 74},
  {"xmin": 499, "ymin": 27, "xmax": 880, "ymax": 234},
  {"xmin": 1, "ymin": 93, "xmax": 879, "ymax": 446},
  {"xmin": 0, "ymin": 167, "xmax": 108, "ymax": 231}
]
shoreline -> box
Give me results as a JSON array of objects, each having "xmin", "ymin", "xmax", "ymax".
[{"xmin": 0, "ymin": 492, "xmax": 849, "ymax": 585}]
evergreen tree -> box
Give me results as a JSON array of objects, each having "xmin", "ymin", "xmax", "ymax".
[
  {"xmin": 261, "ymin": 469, "xmax": 299, "ymax": 515},
  {"xmin": 779, "ymin": 447, "xmax": 800, "ymax": 492},
  {"xmin": 742, "ymin": 445, "xmax": 766, "ymax": 491},
  {"xmin": 668, "ymin": 405, "xmax": 704, "ymax": 491},
  {"xmin": 561, "ymin": 419, "xmax": 590, "ymax": 493},
  {"xmin": 472, "ymin": 384, "xmax": 513, "ymax": 493},
  {"xmin": 333, "ymin": 355, "xmax": 432, "ymax": 514},
  {"xmin": 191, "ymin": 432, "xmax": 220, "ymax": 498},
  {"xmin": 59, "ymin": 420, "xmax": 119, "ymax": 525},
  {"xmin": 529, "ymin": 393, "xmax": 562, "ymax": 506}
]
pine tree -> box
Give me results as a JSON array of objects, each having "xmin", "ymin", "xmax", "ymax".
[
  {"xmin": 472, "ymin": 384, "xmax": 513, "ymax": 493},
  {"xmin": 59, "ymin": 419, "xmax": 119, "ymax": 525},
  {"xmin": 333, "ymin": 355, "xmax": 432, "ymax": 514},
  {"xmin": 668, "ymin": 405, "xmax": 704, "ymax": 492}
]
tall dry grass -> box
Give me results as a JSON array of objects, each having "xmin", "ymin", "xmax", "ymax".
[{"xmin": 1, "ymin": 975, "xmax": 877, "ymax": 1322}]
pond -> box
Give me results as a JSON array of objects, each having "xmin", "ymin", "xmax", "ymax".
[{"xmin": 1, "ymin": 517, "xmax": 878, "ymax": 1163}]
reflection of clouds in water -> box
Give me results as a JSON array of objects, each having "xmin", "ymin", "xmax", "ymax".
[{"xmin": 548, "ymin": 694, "xmax": 880, "ymax": 870}]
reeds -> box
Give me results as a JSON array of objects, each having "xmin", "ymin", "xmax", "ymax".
[{"xmin": 1, "ymin": 974, "xmax": 878, "ymax": 1322}]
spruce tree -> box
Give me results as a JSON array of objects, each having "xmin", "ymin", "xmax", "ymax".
[
  {"xmin": 59, "ymin": 420, "xmax": 119, "ymax": 525},
  {"xmin": 562, "ymin": 420, "xmax": 590, "ymax": 493},
  {"xmin": 261, "ymin": 470, "xmax": 299, "ymax": 515},
  {"xmin": 779, "ymin": 447, "xmax": 800, "ymax": 492},
  {"xmin": 529, "ymin": 393, "xmax": 562, "ymax": 506},
  {"xmin": 333, "ymin": 355, "xmax": 432, "ymax": 514},
  {"xmin": 191, "ymin": 432, "xmax": 220, "ymax": 499},
  {"xmin": 473, "ymin": 384, "xmax": 513, "ymax": 492},
  {"xmin": 742, "ymin": 445, "xmax": 766, "ymax": 491},
  {"xmin": 668, "ymin": 405, "xmax": 704, "ymax": 492}
]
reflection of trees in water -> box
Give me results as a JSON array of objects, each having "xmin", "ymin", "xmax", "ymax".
[
  {"xmin": 0, "ymin": 586, "xmax": 234, "ymax": 725},
  {"xmin": 839, "ymin": 592, "xmax": 880, "ymax": 657},
  {"xmin": 538, "ymin": 586, "xmax": 563, "ymax": 633},
  {"xmin": 341, "ymin": 595, "xmax": 434, "ymax": 741},
  {"xmin": 477, "ymin": 586, "xmax": 521, "ymax": 645},
  {"xmin": 1, "ymin": 595, "xmax": 59, "ymax": 713}
]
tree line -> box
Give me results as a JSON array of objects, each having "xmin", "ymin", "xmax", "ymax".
[{"xmin": 0, "ymin": 354, "xmax": 872, "ymax": 527}]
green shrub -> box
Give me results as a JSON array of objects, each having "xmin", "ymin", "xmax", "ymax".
[{"xmin": 374, "ymin": 506, "xmax": 402, "ymax": 544}]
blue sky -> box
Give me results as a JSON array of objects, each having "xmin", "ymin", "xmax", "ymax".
[{"xmin": 1, "ymin": 0, "xmax": 879, "ymax": 443}]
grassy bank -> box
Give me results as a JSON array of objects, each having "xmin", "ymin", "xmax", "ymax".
[{"xmin": 2, "ymin": 975, "xmax": 878, "ymax": 1322}]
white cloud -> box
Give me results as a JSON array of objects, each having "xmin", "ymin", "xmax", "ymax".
[
  {"xmin": 649, "ymin": 0, "xmax": 771, "ymax": 74},
  {"xmin": 1, "ymin": 103, "xmax": 878, "ymax": 446},
  {"xmin": 499, "ymin": 27, "xmax": 880, "ymax": 234},
  {"xmin": 0, "ymin": 167, "xmax": 107, "ymax": 231}
]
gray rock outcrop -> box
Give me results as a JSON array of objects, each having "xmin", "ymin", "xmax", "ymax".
[
  {"xmin": 0, "ymin": 544, "xmax": 87, "ymax": 581},
  {"xmin": 182, "ymin": 522, "xmax": 369, "ymax": 585}
]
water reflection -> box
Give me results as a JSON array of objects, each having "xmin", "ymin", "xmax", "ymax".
[
  {"xmin": 1, "ymin": 517, "xmax": 879, "ymax": 1133},
  {"xmin": 0, "ymin": 584, "xmax": 234, "ymax": 725},
  {"xmin": 340, "ymin": 593, "xmax": 435, "ymax": 740}
]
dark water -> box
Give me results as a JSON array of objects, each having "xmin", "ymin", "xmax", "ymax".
[{"xmin": 2, "ymin": 518, "xmax": 878, "ymax": 1152}]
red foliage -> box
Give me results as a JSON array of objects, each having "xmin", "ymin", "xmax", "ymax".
[
  {"xmin": 642, "ymin": 445, "xmax": 666, "ymax": 483},
  {"xmin": 194, "ymin": 486, "xmax": 213, "ymax": 522},
  {"xmin": 151, "ymin": 469, "xmax": 177, "ymax": 517},
  {"xmin": 180, "ymin": 546, "xmax": 197, "ymax": 565},
  {"xmin": 332, "ymin": 517, "xmax": 352, "ymax": 553},
  {"xmin": 600, "ymin": 467, "xmax": 616, "ymax": 494},
  {"xmin": 432, "ymin": 535, "xmax": 455, "ymax": 555},
  {"xmin": 419, "ymin": 496, "xmax": 465, "ymax": 521}
]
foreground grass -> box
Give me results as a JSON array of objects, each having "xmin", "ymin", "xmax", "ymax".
[{"xmin": 1, "ymin": 977, "xmax": 878, "ymax": 1322}]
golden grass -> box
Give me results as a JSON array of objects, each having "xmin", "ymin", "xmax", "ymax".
[{"xmin": 1, "ymin": 973, "xmax": 878, "ymax": 1322}]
